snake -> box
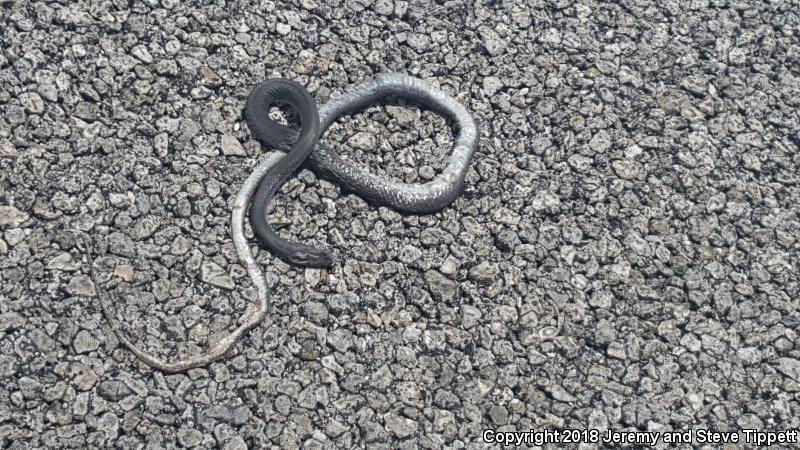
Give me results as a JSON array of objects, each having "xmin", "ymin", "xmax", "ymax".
[
  {"xmin": 78, "ymin": 72, "xmax": 477, "ymax": 372},
  {"xmin": 246, "ymin": 72, "xmax": 479, "ymax": 267},
  {"xmin": 244, "ymin": 78, "xmax": 331, "ymax": 267}
]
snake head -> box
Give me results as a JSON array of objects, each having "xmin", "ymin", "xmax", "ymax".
[{"xmin": 288, "ymin": 250, "xmax": 334, "ymax": 268}]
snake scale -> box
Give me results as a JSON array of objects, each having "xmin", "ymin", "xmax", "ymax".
[{"xmin": 80, "ymin": 73, "xmax": 478, "ymax": 372}]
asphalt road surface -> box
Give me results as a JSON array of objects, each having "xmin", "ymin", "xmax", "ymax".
[{"xmin": 0, "ymin": 0, "xmax": 798, "ymax": 449}]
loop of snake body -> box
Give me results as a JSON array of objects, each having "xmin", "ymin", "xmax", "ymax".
[
  {"xmin": 82, "ymin": 73, "xmax": 478, "ymax": 372},
  {"xmin": 246, "ymin": 72, "xmax": 478, "ymax": 267}
]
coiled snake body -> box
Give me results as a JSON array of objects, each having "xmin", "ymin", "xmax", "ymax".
[
  {"xmin": 80, "ymin": 73, "xmax": 477, "ymax": 372},
  {"xmin": 247, "ymin": 72, "xmax": 478, "ymax": 267}
]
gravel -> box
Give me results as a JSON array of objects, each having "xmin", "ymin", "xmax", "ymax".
[{"xmin": 1, "ymin": 0, "xmax": 799, "ymax": 448}]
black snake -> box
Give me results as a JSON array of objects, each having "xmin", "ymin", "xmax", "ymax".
[
  {"xmin": 246, "ymin": 72, "xmax": 478, "ymax": 267},
  {"xmin": 79, "ymin": 73, "xmax": 478, "ymax": 372}
]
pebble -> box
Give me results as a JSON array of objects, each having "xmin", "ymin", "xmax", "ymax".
[
  {"xmin": 681, "ymin": 74, "xmax": 708, "ymax": 96},
  {"xmin": 459, "ymin": 305, "xmax": 482, "ymax": 329},
  {"xmin": 347, "ymin": 132, "xmax": 376, "ymax": 150},
  {"xmin": 66, "ymin": 275, "xmax": 95, "ymax": 296},
  {"xmin": 222, "ymin": 436, "xmax": 248, "ymax": 450},
  {"xmin": 202, "ymin": 404, "xmax": 252, "ymax": 425},
  {"xmin": 131, "ymin": 45, "xmax": 153, "ymax": 64},
  {"xmin": 774, "ymin": 358, "xmax": 800, "ymax": 382},
  {"xmin": 327, "ymin": 328, "xmax": 353, "ymax": 353},
  {"xmin": 607, "ymin": 342, "xmax": 627, "ymax": 359},
  {"xmin": 439, "ymin": 257, "xmax": 458, "ymax": 275},
  {"xmin": 487, "ymin": 405, "xmax": 508, "ymax": 426},
  {"xmin": 113, "ymin": 265, "xmax": 134, "ymax": 282},
  {"xmin": 200, "ymin": 261, "xmax": 235, "ymax": 290},
  {"xmin": 624, "ymin": 144, "xmax": 643, "ymax": 159},
  {"xmin": 97, "ymin": 380, "xmax": 133, "ymax": 402},
  {"xmin": 20, "ymin": 92, "xmax": 45, "ymax": 114},
  {"xmin": 69, "ymin": 363, "xmax": 98, "ymax": 391},
  {"xmin": 706, "ymin": 192, "xmax": 726, "ymax": 212},
  {"xmin": 736, "ymin": 347, "xmax": 762, "ymax": 366},
  {"xmin": 0, "ymin": 139, "xmax": 17, "ymax": 158},
  {"xmin": 568, "ymin": 154, "xmax": 593, "ymax": 172},
  {"xmin": 373, "ymin": 0, "xmax": 394, "ymax": 16},
  {"xmin": 177, "ymin": 427, "xmax": 204, "ymax": 448},
  {"xmin": 425, "ymin": 270, "xmax": 457, "ymax": 301},
  {"xmin": 0, "ymin": 312, "xmax": 24, "ymax": 332},
  {"xmin": 530, "ymin": 192, "xmax": 561, "ymax": 214},
  {"xmin": 303, "ymin": 301, "xmax": 329, "ymax": 324},
  {"xmin": 97, "ymin": 412, "xmax": 120, "ymax": 439},
  {"xmin": 108, "ymin": 232, "xmax": 137, "ymax": 257},
  {"xmin": 589, "ymin": 130, "xmax": 612, "ymax": 152},
  {"xmin": 468, "ymin": 261, "xmax": 499, "ymax": 284},
  {"xmin": 493, "ymin": 207, "xmax": 520, "ymax": 226},
  {"xmin": 47, "ymin": 253, "xmax": 80, "ymax": 271},
  {"xmin": 0, "ymin": 205, "xmax": 29, "ymax": 228},
  {"xmin": 221, "ymin": 135, "xmax": 247, "ymax": 156},
  {"xmin": 611, "ymin": 159, "xmax": 644, "ymax": 180},
  {"xmin": 478, "ymin": 26, "xmax": 506, "ymax": 56},
  {"xmin": 398, "ymin": 244, "xmax": 422, "ymax": 265},
  {"xmin": 72, "ymin": 330, "xmax": 100, "ymax": 354},
  {"xmin": 5, "ymin": 105, "xmax": 26, "ymax": 124},
  {"xmin": 482, "ymin": 77, "xmax": 504, "ymax": 97},
  {"xmin": 384, "ymin": 412, "xmax": 417, "ymax": 438}
]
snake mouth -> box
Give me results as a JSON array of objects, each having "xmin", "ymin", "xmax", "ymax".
[{"xmin": 245, "ymin": 78, "xmax": 324, "ymax": 268}]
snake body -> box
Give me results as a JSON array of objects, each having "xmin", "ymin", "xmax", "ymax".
[
  {"xmin": 244, "ymin": 78, "xmax": 333, "ymax": 267},
  {"xmin": 246, "ymin": 72, "xmax": 478, "ymax": 267},
  {"xmin": 81, "ymin": 72, "xmax": 477, "ymax": 372}
]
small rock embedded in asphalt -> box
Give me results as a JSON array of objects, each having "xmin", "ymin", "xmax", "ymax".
[
  {"xmin": 611, "ymin": 159, "xmax": 644, "ymax": 180},
  {"xmin": 460, "ymin": 305, "xmax": 482, "ymax": 329},
  {"xmin": 589, "ymin": 130, "xmax": 612, "ymax": 152},
  {"xmin": 72, "ymin": 330, "xmax": 100, "ymax": 354},
  {"xmin": 47, "ymin": 253, "xmax": 80, "ymax": 271},
  {"xmin": 478, "ymin": 25, "xmax": 506, "ymax": 56},
  {"xmin": 303, "ymin": 301, "xmax": 329, "ymax": 324},
  {"xmin": 66, "ymin": 275, "xmax": 95, "ymax": 296},
  {"xmin": 0, "ymin": 139, "xmax": 17, "ymax": 158},
  {"xmin": 201, "ymin": 404, "xmax": 251, "ymax": 426},
  {"xmin": 221, "ymin": 134, "xmax": 247, "ymax": 156},
  {"xmin": 0, "ymin": 205, "xmax": 29, "ymax": 228},
  {"xmin": 177, "ymin": 427, "xmax": 204, "ymax": 448},
  {"xmin": 468, "ymin": 261, "xmax": 499, "ymax": 284},
  {"xmin": 0, "ymin": 312, "xmax": 24, "ymax": 332},
  {"xmin": 97, "ymin": 380, "xmax": 133, "ymax": 402},
  {"xmin": 482, "ymin": 76, "xmax": 504, "ymax": 97},
  {"xmin": 384, "ymin": 412, "xmax": 418, "ymax": 438},
  {"xmin": 200, "ymin": 261, "xmax": 235, "ymax": 290},
  {"xmin": 774, "ymin": 358, "xmax": 800, "ymax": 382},
  {"xmin": 373, "ymin": 0, "xmax": 394, "ymax": 16},
  {"xmin": 108, "ymin": 232, "xmax": 137, "ymax": 258},
  {"xmin": 425, "ymin": 270, "xmax": 457, "ymax": 301}
]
